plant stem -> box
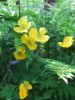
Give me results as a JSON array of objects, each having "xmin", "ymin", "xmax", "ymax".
[
  {"xmin": 19, "ymin": 0, "xmax": 21, "ymax": 18},
  {"xmin": 16, "ymin": 0, "xmax": 21, "ymax": 18}
]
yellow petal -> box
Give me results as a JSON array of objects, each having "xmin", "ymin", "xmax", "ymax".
[
  {"xmin": 63, "ymin": 36, "xmax": 74, "ymax": 48},
  {"xmin": 13, "ymin": 27, "xmax": 26, "ymax": 33},
  {"xmin": 58, "ymin": 36, "xmax": 74, "ymax": 48},
  {"xmin": 38, "ymin": 35, "xmax": 49, "ymax": 43},
  {"xmin": 27, "ymin": 42, "xmax": 37, "ymax": 50},
  {"xmin": 13, "ymin": 52, "xmax": 26, "ymax": 60},
  {"xmin": 21, "ymin": 34, "xmax": 37, "ymax": 50},
  {"xmin": 24, "ymin": 81, "xmax": 32, "ymax": 90},
  {"xmin": 63, "ymin": 41, "xmax": 73, "ymax": 48},
  {"xmin": 18, "ymin": 17, "xmax": 27, "ymax": 26},
  {"xmin": 58, "ymin": 42, "xmax": 63, "ymax": 47},
  {"xmin": 21, "ymin": 22, "xmax": 31, "ymax": 31},
  {"xmin": 27, "ymin": 22, "xmax": 31, "ymax": 29},
  {"xmin": 13, "ymin": 46, "xmax": 26, "ymax": 60},
  {"xmin": 13, "ymin": 17, "xmax": 31, "ymax": 33},
  {"xmin": 19, "ymin": 46, "xmax": 25, "ymax": 53},
  {"xmin": 21, "ymin": 34, "xmax": 29, "ymax": 44},
  {"xmin": 18, "ymin": 17, "xmax": 31, "ymax": 30},
  {"xmin": 29, "ymin": 28, "xmax": 38, "ymax": 40},
  {"xmin": 63, "ymin": 36, "xmax": 73, "ymax": 42},
  {"xmin": 39, "ymin": 27, "xmax": 47, "ymax": 35},
  {"xmin": 19, "ymin": 85, "xmax": 28, "ymax": 100},
  {"xmin": 19, "ymin": 83, "xmax": 25, "ymax": 89},
  {"xmin": 29, "ymin": 37, "xmax": 37, "ymax": 42}
]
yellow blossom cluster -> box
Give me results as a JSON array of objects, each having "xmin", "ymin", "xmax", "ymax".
[
  {"xmin": 13, "ymin": 17, "xmax": 74, "ymax": 60},
  {"xmin": 13, "ymin": 17, "xmax": 49, "ymax": 60},
  {"xmin": 19, "ymin": 81, "xmax": 32, "ymax": 100}
]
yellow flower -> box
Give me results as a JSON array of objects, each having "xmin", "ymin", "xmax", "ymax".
[
  {"xmin": 19, "ymin": 82, "xmax": 32, "ymax": 100},
  {"xmin": 19, "ymin": 84, "xmax": 28, "ymax": 100},
  {"xmin": 21, "ymin": 34, "xmax": 37, "ymax": 50},
  {"xmin": 13, "ymin": 17, "xmax": 31, "ymax": 33},
  {"xmin": 13, "ymin": 46, "xmax": 26, "ymax": 60},
  {"xmin": 24, "ymin": 81, "xmax": 32, "ymax": 90},
  {"xmin": 29, "ymin": 27, "xmax": 49, "ymax": 43},
  {"xmin": 58, "ymin": 36, "xmax": 74, "ymax": 48}
]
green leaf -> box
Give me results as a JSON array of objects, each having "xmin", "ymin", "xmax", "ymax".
[
  {"xmin": 40, "ymin": 58, "xmax": 75, "ymax": 84},
  {"xmin": 0, "ymin": 84, "xmax": 16, "ymax": 100}
]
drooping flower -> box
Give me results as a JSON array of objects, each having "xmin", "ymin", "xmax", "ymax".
[
  {"xmin": 13, "ymin": 17, "xmax": 31, "ymax": 33},
  {"xmin": 21, "ymin": 34, "xmax": 37, "ymax": 50},
  {"xmin": 19, "ymin": 81, "xmax": 32, "ymax": 100},
  {"xmin": 13, "ymin": 46, "xmax": 26, "ymax": 60},
  {"xmin": 29, "ymin": 27, "xmax": 49, "ymax": 43},
  {"xmin": 58, "ymin": 36, "xmax": 74, "ymax": 48},
  {"xmin": 19, "ymin": 84, "xmax": 28, "ymax": 100}
]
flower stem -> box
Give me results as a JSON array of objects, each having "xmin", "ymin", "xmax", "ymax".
[{"xmin": 16, "ymin": 0, "xmax": 21, "ymax": 18}]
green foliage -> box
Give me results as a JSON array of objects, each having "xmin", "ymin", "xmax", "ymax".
[
  {"xmin": 40, "ymin": 58, "xmax": 75, "ymax": 83},
  {"xmin": 0, "ymin": 84, "xmax": 16, "ymax": 100},
  {"xmin": 0, "ymin": 0, "xmax": 75, "ymax": 100}
]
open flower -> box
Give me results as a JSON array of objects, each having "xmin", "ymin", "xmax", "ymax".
[
  {"xmin": 21, "ymin": 34, "xmax": 37, "ymax": 50},
  {"xmin": 29, "ymin": 27, "xmax": 49, "ymax": 43},
  {"xmin": 13, "ymin": 46, "xmax": 26, "ymax": 60},
  {"xmin": 19, "ymin": 81, "xmax": 32, "ymax": 100},
  {"xmin": 58, "ymin": 36, "xmax": 74, "ymax": 48},
  {"xmin": 13, "ymin": 17, "xmax": 31, "ymax": 33}
]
